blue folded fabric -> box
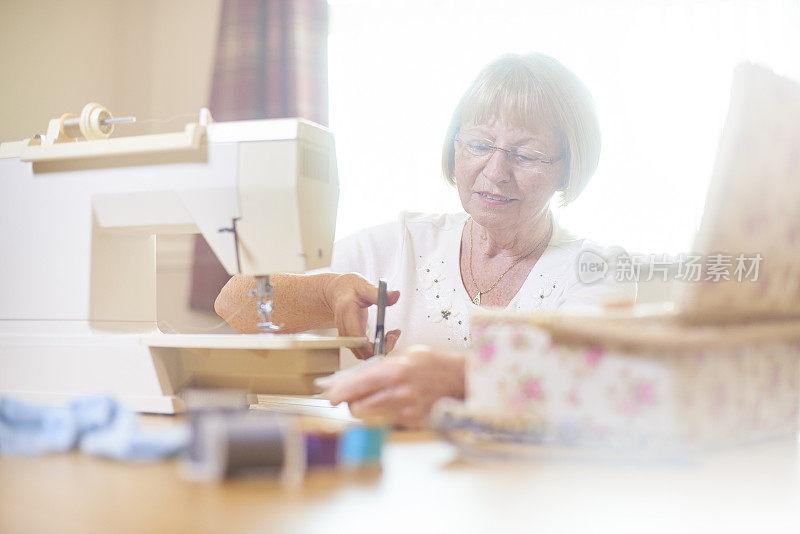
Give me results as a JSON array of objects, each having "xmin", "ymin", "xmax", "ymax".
[{"xmin": 0, "ymin": 396, "xmax": 190, "ymax": 461}]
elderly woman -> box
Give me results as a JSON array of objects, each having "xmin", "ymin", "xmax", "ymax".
[{"xmin": 215, "ymin": 53, "xmax": 635, "ymax": 427}]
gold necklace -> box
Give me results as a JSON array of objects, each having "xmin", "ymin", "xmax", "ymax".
[{"xmin": 468, "ymin": 217, "xmax": 553, "ymax": 306}]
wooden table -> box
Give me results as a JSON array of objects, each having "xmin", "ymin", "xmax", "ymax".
[{"xmin": 2, "ymin": 416, "xmax": 800, "ymax": 534}]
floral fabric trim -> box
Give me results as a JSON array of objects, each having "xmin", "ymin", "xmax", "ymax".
[{"xmin": 465, "ymin": 320, "xmax": 800, "ymax": 451}]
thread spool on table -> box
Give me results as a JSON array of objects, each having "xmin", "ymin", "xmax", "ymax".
[
  {"xmin": 187, "ymin": 413, "xmax": 293, "ymax": 481},
  {"xmin": 182, "ymin": 411, "xmax": 387, "ymax": 484}
]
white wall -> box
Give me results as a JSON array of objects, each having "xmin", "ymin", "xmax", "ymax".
[{"xmin": 0, "ymin": 0, "xmax": 221, "ymax": 140}]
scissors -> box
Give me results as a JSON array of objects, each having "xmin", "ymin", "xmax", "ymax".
[
  {"xmin": 314, "ymin": 278, "xmax": 388, "ymax": 391},
  {"xmin": 373, "ymin": 278, "xmax": 387, "ymax": 357}
]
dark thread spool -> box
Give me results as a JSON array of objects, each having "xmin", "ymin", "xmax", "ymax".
[
  {"xmin": 223, "ymin": 418, "xmax": 286, "ymax": 477},
  {"xmin": 191, "ymin": 413, "xmax": 289, "ymax": 479},
  {"xmin": 182, "ymin": 388, "xmax": 251, "ymax": 465}
]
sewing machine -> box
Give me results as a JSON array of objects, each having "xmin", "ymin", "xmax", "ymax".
[{"xmin": 0, "ymin": 104, "xmax": 362, "ymax": 413}]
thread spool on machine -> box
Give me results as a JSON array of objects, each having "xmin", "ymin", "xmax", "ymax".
[{"xmin": 40, "ymin": 102, "xmax": 135, "ymax": 145}]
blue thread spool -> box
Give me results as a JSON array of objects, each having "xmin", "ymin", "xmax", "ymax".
[{"xmin": 338, "ymin": 426, "xmax": 386, "ymax": 466}]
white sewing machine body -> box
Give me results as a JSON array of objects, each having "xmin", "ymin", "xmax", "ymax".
[{"xmin": 0, "ymin": 114, "xmax": 360, "ymax": 413}]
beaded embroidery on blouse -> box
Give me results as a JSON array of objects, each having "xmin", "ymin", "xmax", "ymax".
[{"xmin": 416, "ymin": 256, "xmax": 470, "ymax": 349}]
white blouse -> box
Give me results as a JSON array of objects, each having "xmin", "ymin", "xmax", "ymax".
[{"xmin": 331, "ymin": 212, "xmax": 636, "ymax": 354}]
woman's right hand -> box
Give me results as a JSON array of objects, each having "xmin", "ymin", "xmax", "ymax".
[{"xmin": 323, "ymin": 273, "xmax": 401, "ymax": 359}]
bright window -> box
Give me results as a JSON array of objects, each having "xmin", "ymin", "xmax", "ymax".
[{"xmin": 328, "ymin": 0, "xmax": 800, "ymax": 254}]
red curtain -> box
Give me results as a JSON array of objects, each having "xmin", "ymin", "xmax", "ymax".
[{"xmin": 189, "ymin": 0, "xmax": 329, "ymax": 312}]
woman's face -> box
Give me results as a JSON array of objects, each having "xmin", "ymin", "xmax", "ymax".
[{"xmin": 454, "ymin": 116, "xmax": 565, "ymax": 232}]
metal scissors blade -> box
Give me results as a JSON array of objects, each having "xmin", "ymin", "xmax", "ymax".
[{"xmin": 374, "ymin": 279, "xmax": 387, "ymax": 356}]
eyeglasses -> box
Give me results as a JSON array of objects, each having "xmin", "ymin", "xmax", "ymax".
[{"xmin": 454, "ymin": 134, "xmax": 565, "ymax": 172}]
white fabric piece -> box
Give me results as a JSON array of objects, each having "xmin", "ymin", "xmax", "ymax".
[{"xmin": 331, "ymin": 211, "xmax": 636, "ymax": 354}]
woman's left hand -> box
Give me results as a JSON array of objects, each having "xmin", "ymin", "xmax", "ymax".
[{"xmin": 325, "ymin": 346, "xmax": 466, "ymax": 429}]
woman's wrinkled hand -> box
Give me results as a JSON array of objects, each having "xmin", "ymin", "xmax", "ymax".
[
  {"xmin": 323, "ymin": 273, "xmax": 401, "ymax": 359},
  {"xmin": 325, "ymin": 346, "xmax": 466, "ymax": 429}
]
